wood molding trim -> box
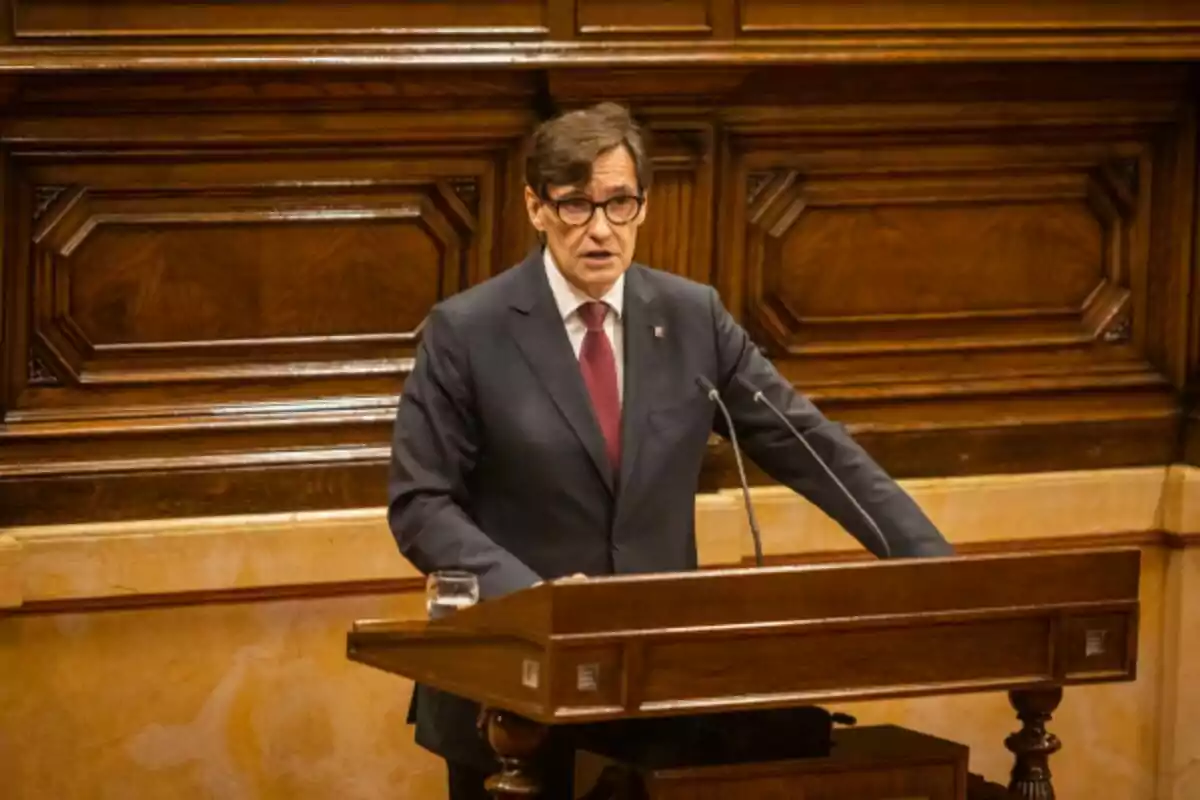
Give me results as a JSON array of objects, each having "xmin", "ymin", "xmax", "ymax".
[
  {"xmin": 1165, "ymin": 532, "xmax": 1200, "ymax": 549},
  {"xmin": 5, "ymin": 0, "xmax": 1200, "ymax": 70},
  {"xmin": 11, "ymin": 576, "xmax": 424, "ymax": 616},
  {"xmin": 0, "ymin": 37, "xmax": 1200, "ymax": 72}
]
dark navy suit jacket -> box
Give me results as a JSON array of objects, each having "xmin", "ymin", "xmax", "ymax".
[{"xmin": 387, "ymin": 248, "xmax": 953, "ymax": 767}]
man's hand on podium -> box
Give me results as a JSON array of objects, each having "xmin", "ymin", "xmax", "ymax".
[{"xmin": 533, "ymin": 573, "xmax": 588, "ymax": 587}]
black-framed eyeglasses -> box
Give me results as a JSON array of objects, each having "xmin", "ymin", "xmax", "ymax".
[{"xmin": 547, "ymin": 194, "xmax": 644, "ymax": 227}]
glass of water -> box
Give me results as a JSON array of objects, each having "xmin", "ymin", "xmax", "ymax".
[{"xmin": 426, "ymin": 570, "xmax": 479, "ymax": 619}]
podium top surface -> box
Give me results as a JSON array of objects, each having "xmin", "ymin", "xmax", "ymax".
[
  {"xmin": 347, "ymin": 549, "xmax": 1141, "ymax": 723},
  {"xmin": 352, "ymin": 548, "xmax": 1139, "ymax": 643}
]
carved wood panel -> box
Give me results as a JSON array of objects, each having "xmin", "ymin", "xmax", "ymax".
[
  {"xmin": 700, "ymin": 91, "xmax": 1190, "ymax": 485},
  {"xmin": 737, "ymin": 0, "xmax": 1200, "ymax": 34},
  {"xmin": 16, "ymin": 154, "xmax": 498, "ymax": 408},
  {"xmin": 634, "ymin": 123, "xmax": 715, "ymax": 283},
  {"xmin": 0, "ymin": 63, "xmax": 1195, "ymax": 524},
  {"xmin": 32, "ymin": 187, "xmax": 454, "ymax": 383},
  {"xmin": 577, "ymin": 0, "xmax": 714, "ymax": 36},
  {"xmin": 726, "ymin": 119, "xmax": 1174, "ymax": 402},
  {"xmin": 0, "ymin": 133, "xmax": 526, "ymax": 521},
  {"xmin": 745, "ymin": 159, "xmax": 1136, "ymax": 357},
  {"xmin": 12, "ymin": 0, "xmax": 551, "ymax": 39}
]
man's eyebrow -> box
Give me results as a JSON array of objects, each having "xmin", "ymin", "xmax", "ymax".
[{"xmin": 549, "ymin": 184, "xmax": 637, "ymax": 201}]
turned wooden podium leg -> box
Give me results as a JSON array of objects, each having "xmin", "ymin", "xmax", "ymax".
[
  {"xmin": 481, "ymin": 708, "xmax": 548, "ymax": 798},
  {"xmin": 1005, "ymin": 687, "xmax": 1063, "ymax": 800}
]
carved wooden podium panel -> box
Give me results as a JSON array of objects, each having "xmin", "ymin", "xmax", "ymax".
[{"xmin": 348, "ymin": 549, "xmax": 1139, "ymax": 798}]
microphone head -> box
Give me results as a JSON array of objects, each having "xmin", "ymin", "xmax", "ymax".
[
  {"xmin": 694, "ymin": 374, "xmax": 720, "ymax": 401},
  {"xmin": 734, "ymin": 374, "xmax": 766, "ymax": 403}
]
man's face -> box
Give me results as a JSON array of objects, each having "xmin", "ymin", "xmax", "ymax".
[{"xmin": 524, "ymin": 145, "xmax": 648, "ymax": 299}]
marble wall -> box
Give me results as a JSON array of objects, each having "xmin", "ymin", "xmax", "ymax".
[
  {"xmin": 2, "ymin": 467, "xmax": 1198, "ymax": 800},
  {"xmin": 0, "ymin": 593, "xmax": 445, "ymax": 800},
  {"xmin": 1157, "ymin": 545, "xmax": 1200, "ymax": 800}
]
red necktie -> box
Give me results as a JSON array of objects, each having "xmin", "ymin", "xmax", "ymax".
[{"xmin": 577, "ymin": 301, "xmax": 621, "ymax": 472}]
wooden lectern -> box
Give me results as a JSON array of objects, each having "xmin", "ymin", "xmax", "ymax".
[{"xmin": 347, "ymin": 549, "xmax": 1139, "ymax": 799}]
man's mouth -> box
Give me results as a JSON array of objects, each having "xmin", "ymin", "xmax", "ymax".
[{"xmin": 582, "ymin": 250, "xmax": 614, "ymax": 262}]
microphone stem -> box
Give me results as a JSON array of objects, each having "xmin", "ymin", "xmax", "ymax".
[
  {"xmin": 746, "ymin": 386, "xmax": 892, "ymax": 559},
  {"xmin": 710, "ymin": 389, "xmax": 764, "ymax": 568}
]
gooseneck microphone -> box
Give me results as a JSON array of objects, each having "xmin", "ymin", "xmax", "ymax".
[
  {"xmin": 696, "ymin": 375, "xmax": 765, "ymax": 567},
  {"xmin": 735, "ymin": 375, "xmax": 892, "ymax": 559}
]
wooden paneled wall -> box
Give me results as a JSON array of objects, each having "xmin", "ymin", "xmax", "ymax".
[{"xmin": 1, "ymin": 1, "xmax": 1200, "ymax": 526}]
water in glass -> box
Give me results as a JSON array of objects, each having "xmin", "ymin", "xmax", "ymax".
[{"xmin": 426, "ymin": 570, "xmax": 479, "ymax": 619}]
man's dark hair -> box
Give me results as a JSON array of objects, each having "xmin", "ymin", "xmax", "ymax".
[{"xmin": 525, "ymin": 102, "xmax": 652, "ymax": 198}]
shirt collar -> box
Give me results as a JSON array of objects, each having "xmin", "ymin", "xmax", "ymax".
[{"xmin": 543, "ymin": 248, "xmax": 625, "ymax": 322}]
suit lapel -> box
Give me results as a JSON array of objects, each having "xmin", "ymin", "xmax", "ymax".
[
  {"xmin": 616, "ymin": 266, "xmax": 664, "ymax": 497},
  {"xmin": 508, "ymin": 251, "xmax": 615, "ymax": 495}
]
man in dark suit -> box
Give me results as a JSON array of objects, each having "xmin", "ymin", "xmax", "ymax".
[{"xmin": 388, "ymin": 102, "xmax": 953, "ymax": 799}]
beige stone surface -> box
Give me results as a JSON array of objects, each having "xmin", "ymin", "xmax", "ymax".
[
  {"xmin": 2, "ymin": 467, "xmax": 1198, "ymax": 799},
  {"xmin": 0, "ymin": 534, "xmax": 21, "ymax": 609},
  {"xmin": 0, "ymin": 592, "xmax": 444, "ymax": 800},
  {"xmin": 1162, "ymin": 466, "xmax": 1200, "ymax": 535},
  {"xmin": 5, "ymin": 466, "xmax": 1187, "ymax": 604},
  {"xmin": 718, "ymin": 466, "xmax": 1169, "ymax": 559},
  {"xmin": 14, "ymin": 509, "xmax": 413, "ymax": 604},
  {"xmin": 1158, "ymin": 545, "xmax": 1200, "ymax": 800}
]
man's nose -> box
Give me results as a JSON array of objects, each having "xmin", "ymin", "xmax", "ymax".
[{"xmin": 588, "ymin": 208, "xmax": 614, "ymax": 238}]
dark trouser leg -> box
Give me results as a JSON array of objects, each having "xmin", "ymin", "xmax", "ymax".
[
  {"xmin": 539, "ymin": 743, "xmax": 575, "ymax": 798},
  {"xmin": 448, "ymin": 762, "xmax": 492, "ymax": 800}
]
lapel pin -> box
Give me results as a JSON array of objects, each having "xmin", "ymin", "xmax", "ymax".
[{"xmin": 653, "ymin": 326, "xmax": 665, "ymax": 339}]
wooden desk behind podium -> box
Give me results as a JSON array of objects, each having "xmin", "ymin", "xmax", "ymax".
[{"xmin": 347, "ymin": 549, "xmax": 1140, "ymax": 799}]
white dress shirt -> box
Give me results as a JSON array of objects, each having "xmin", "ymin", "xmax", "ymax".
[{"xmin": 544, "ymin": 249, "xmax": 625, "ymax": 404}]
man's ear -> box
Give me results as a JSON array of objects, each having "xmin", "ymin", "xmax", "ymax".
[{"xmin": 523, "ymin": 186, "xmax": 545, "ymax": 232}]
